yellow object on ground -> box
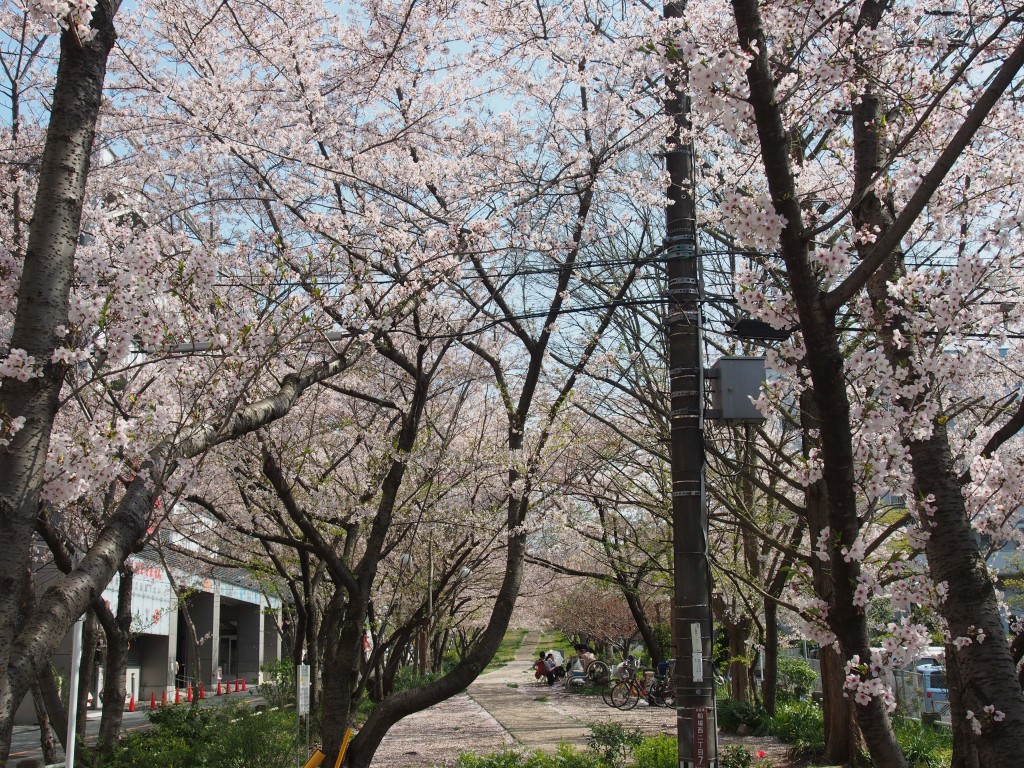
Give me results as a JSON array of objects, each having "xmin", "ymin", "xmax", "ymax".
[
  {"xmin": 302, "ymin": 749, "xmax": 326, "ymax": 768},
  {"xmin": 333, "ymin": 726, "xmax": 354, "ymax": 768}
]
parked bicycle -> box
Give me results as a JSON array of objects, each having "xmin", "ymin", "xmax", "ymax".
[
  {"xmin": 604, "ymin": 657, "xmax": 675, "ymax": 710},
  {"xmin": 566, "ymin": 643, "xmax": 610, "ymax": 686}
]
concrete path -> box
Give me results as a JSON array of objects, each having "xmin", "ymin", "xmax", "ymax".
[{"xmin": 467, "ymin": 632, "xmax": 590, "ymax": 754}]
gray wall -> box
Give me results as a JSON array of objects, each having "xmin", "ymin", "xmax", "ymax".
[
  {"xmin": 191, "ymin": 589, "xmax": 220, "ymax": 688},
  {"xmin": 236, "ymin": 601, "xmax": 263, "ymax": 682}
]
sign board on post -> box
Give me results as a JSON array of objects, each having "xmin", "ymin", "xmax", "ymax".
[
  {"xmin": 693, "ymin": 706, "xmax": 709, "ymax": 768},
  {"xmin": 297, "ymin": 663, "xmax": 311, "ymax": 716},
  {"xmin": 690, "ymin": 622, "xmax": 703, "ymax": 683}
]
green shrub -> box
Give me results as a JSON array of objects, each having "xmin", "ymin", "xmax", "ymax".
[
  {"xmin": 553, "ymin": 742, "xmax": 605, "ymax": 768},
  {"xmin": 716, "ymin": 697, "xmax": 771, "ymax": 734},
  {"xmin": 99, "ymin": 731, "xmax": 196, "ymax": 768},
  {"xmin": 893, "ymin": 717, "xmax": 952, "ymax": 768},
  {"xmin": 631, "ymin": 734, "xmax": 677, "ymax": 768},
  {"xmin": 775, "ymin": 656, "xmax": 818, "ymax": 699},
  {"xmin": 455, "ymin": 748, "xmax": 551, "ymax": 768},
  {"xmin": 719, "ymin": 744, "xmax": 753, "ymax": 768},
  {"xmin": 394, "ymin": 664, "xmax": 443, "ymax": 692},
  {"xmin": 205, "ymin": 706, "xmax": 299, "ymax": 768},
  {"xmin": 772, "ymin": 699, "xmax": 824, "ymax": 761},
  {"xmin": 259, "ymin": 659, "xmax": 295, "ymax": 707},
  {"xmin": 97, "ymin": 702, "xmax": 299, "ymax": 768},
  {"xmin": 586, "ymin": 722, "xmax": 643, "ymax": 767},
  {"xmin": 454, "ymin": 743, "xmax": 605, "ymax": 768}
]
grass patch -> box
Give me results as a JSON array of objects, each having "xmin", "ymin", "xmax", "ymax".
[
  {"xmin": 569, "ymin": 684, "xmax": 611, "ymax": 697},
  {"xmin": 536, "ymin": 630, "xmax": 574, "ymax": 659},
  {"xmin": 893, "ymin": 717, "xmax": 952, "ymax": 768},
  {"xmin": 506, "ymin": 683, "xmax": 519, "ymax": 689},
  {"xmin": 534, "ymin": 695, "xmax": 549, "ymax": 702},
  {"xmin": 488, "ymin": 627, "xmax": 529, "ymax": 668}
]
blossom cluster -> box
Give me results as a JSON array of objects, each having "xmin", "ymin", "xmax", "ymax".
[
  {"xmin": 27, "ymin": 0, "xmax": 96, "ymax": 40},
  {"xmin": 0, "ymin": 348, "xmax": 38, "ymax": 381},
  {"xmin": 843, "ymin": 655, "xmax": 896, "ymax": 711}
]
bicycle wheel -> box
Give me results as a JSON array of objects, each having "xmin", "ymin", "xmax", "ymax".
[
  {"xmin": 587, "ymin": 660, "xmax": 610, "ymax": 685},
  {"xmin": 610, "ymin": 680, "xmax": 640, "ymax": 710},
  {"xmin": 601, "ymin": 684, "xmax": 617, "ymax": 707},
  {"xmin": 651, "ymin": 681, "xmax": 675, "ymax": 707}
]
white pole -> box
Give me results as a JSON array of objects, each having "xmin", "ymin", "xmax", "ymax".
[{"xmin": 66, "ymin": 616, "xmax": 85, "ymax": 768}]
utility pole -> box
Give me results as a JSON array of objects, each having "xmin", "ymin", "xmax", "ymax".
[{"xmin": 663, "ymin": 2, "xmax": 717, "ymax": 767}]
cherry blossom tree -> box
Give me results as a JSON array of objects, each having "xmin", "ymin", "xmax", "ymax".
[
  {"xmin": 88, "ymin": 0, "xmax": 668, "ymax": 763},
  {"xmin": 706, "ymin": 1, "xmax": 1024, "ymax": 764},
  {"xmin": 1, "ymin": 1, "xmax": 123, "ymax": 756}
]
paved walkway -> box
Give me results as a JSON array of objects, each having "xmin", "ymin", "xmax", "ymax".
[{"xmin": 467, "ymin": 632, "xmax": 590, "ymax": 754}]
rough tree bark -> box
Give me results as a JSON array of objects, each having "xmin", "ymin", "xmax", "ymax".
[
  {"xmin": 802, "ymin": 393, "xmax": 865, "ymax": 763},
  {"xmin": 76, "ymin": 610, "xmax": 99, "ymax": 742},
  {"xmin": 30, "ymin": 679, "xmax": 59, "ymax": 764},
  {"xmin": 0, "ymin": 3, "xmax": 120, "ymax": 758},
  {"xmin": 97, "ymin": 564, "xmax": 132, "ymax": 752}
]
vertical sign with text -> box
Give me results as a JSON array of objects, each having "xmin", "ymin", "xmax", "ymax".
[
  {"xmin": 297, "ymin": 663, "xmax": 310, "ymax": 716},
  {"xmin": 693, "ymin": 706, "xmax": 708, "ymax": 768}
]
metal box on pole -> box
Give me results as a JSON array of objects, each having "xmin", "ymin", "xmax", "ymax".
[{"xmin": 707, "ymin": 356, "xmax": 766, "ymax": 423}]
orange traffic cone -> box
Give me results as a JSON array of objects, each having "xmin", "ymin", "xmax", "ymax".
[
  {"xmin": 216, "ymin": 680, "xmax": 222, "ymax": 695},
  {"xmin": 224, "ymin": 679, "xmax": 231, "ymax": 695},
  {"xmin": 128, "ymin": 693, "xmax": 136, "ymax": 712},
  {"xmin": 161, "ymin": 689, "xmax": 168, "ymax": 707},
  {"xmin": 150, "ymin": 693, "xmax": 157, "ymax": 710},
  {"xmin": 199, "ymin": 683, "xmax": 205, "ymax": 700},
  {"xmin": 186, "ymin": 685, "xmax": 193, "ymax": 702},
  {"xmin": 241, "ymin": 678, "xmax": 247, "ymax": 691},
  {"xmin": 174, "ymin": 688, "xmax": 181, "ymax": 705},
  {"xmin": 233, "ymin": 679, "xmax": 239, "ymax": 693}
]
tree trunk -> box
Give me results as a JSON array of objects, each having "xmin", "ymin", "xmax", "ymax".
[
  {"xmin": 97, "ymin": 565, "xmax": 132, "ymax": 752},
  {"xmin": 158, "ymin": 550, "xmax": 201, "ymax": 698},
  {"xmin": 344, "ymin": 530, "xmax": 528, "ymax": 768},
  {"xmin": 803, "ymin": 391, "xmax": 863, "ymax": 764},
  {"xmin": 30, "ymin": 678, "xmax": 59, "ymax": 765},
  {"xmin": 0, "ymin": 5, "xmax": 119, "ymax": 760},
  {"xmin": 76, "ymin": 610, "xmax": 99, "ymax": 739},
  {"xmin": 911, "ymin": 426, "xmax": 1024, "ymax": 766},
  {"xmin": 621, "ymin": 584, "xmax": 664, "ymax": 665},
  {"xmin": 731, "ymin": 0, "xmax": 908, "ymax": 757},
  {"xmin": 38, "ymin": 666, "xmax": 68, "ymax": 752},
  {"xmin": 712, "ymin": 595, "xmax": 752, "ymax": 703},
  {"xmin": 763, "ymin": 598, "xmax": 778, "ymax": 715},
  {"xmin": 947, "ymin": 643, "xmax": 980, "ymax": 768}
]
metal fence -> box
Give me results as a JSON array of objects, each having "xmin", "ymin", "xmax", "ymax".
[
  {"xmin": 891, "ymin": 668, "xmax": 951, "ymax": 724},
  {"xmin": 778, "ymin": 648, "xmax": 950, "ymax": 724}
]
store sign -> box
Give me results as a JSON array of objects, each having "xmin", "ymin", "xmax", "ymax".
[{"xmin": 101, "ymin": 559, "xmax": 174, "ymax": 635}]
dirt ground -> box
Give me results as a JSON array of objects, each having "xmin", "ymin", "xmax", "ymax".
[{"xmin": 370, "ymin": 671, "xmax": 792, "ymax": 767}]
